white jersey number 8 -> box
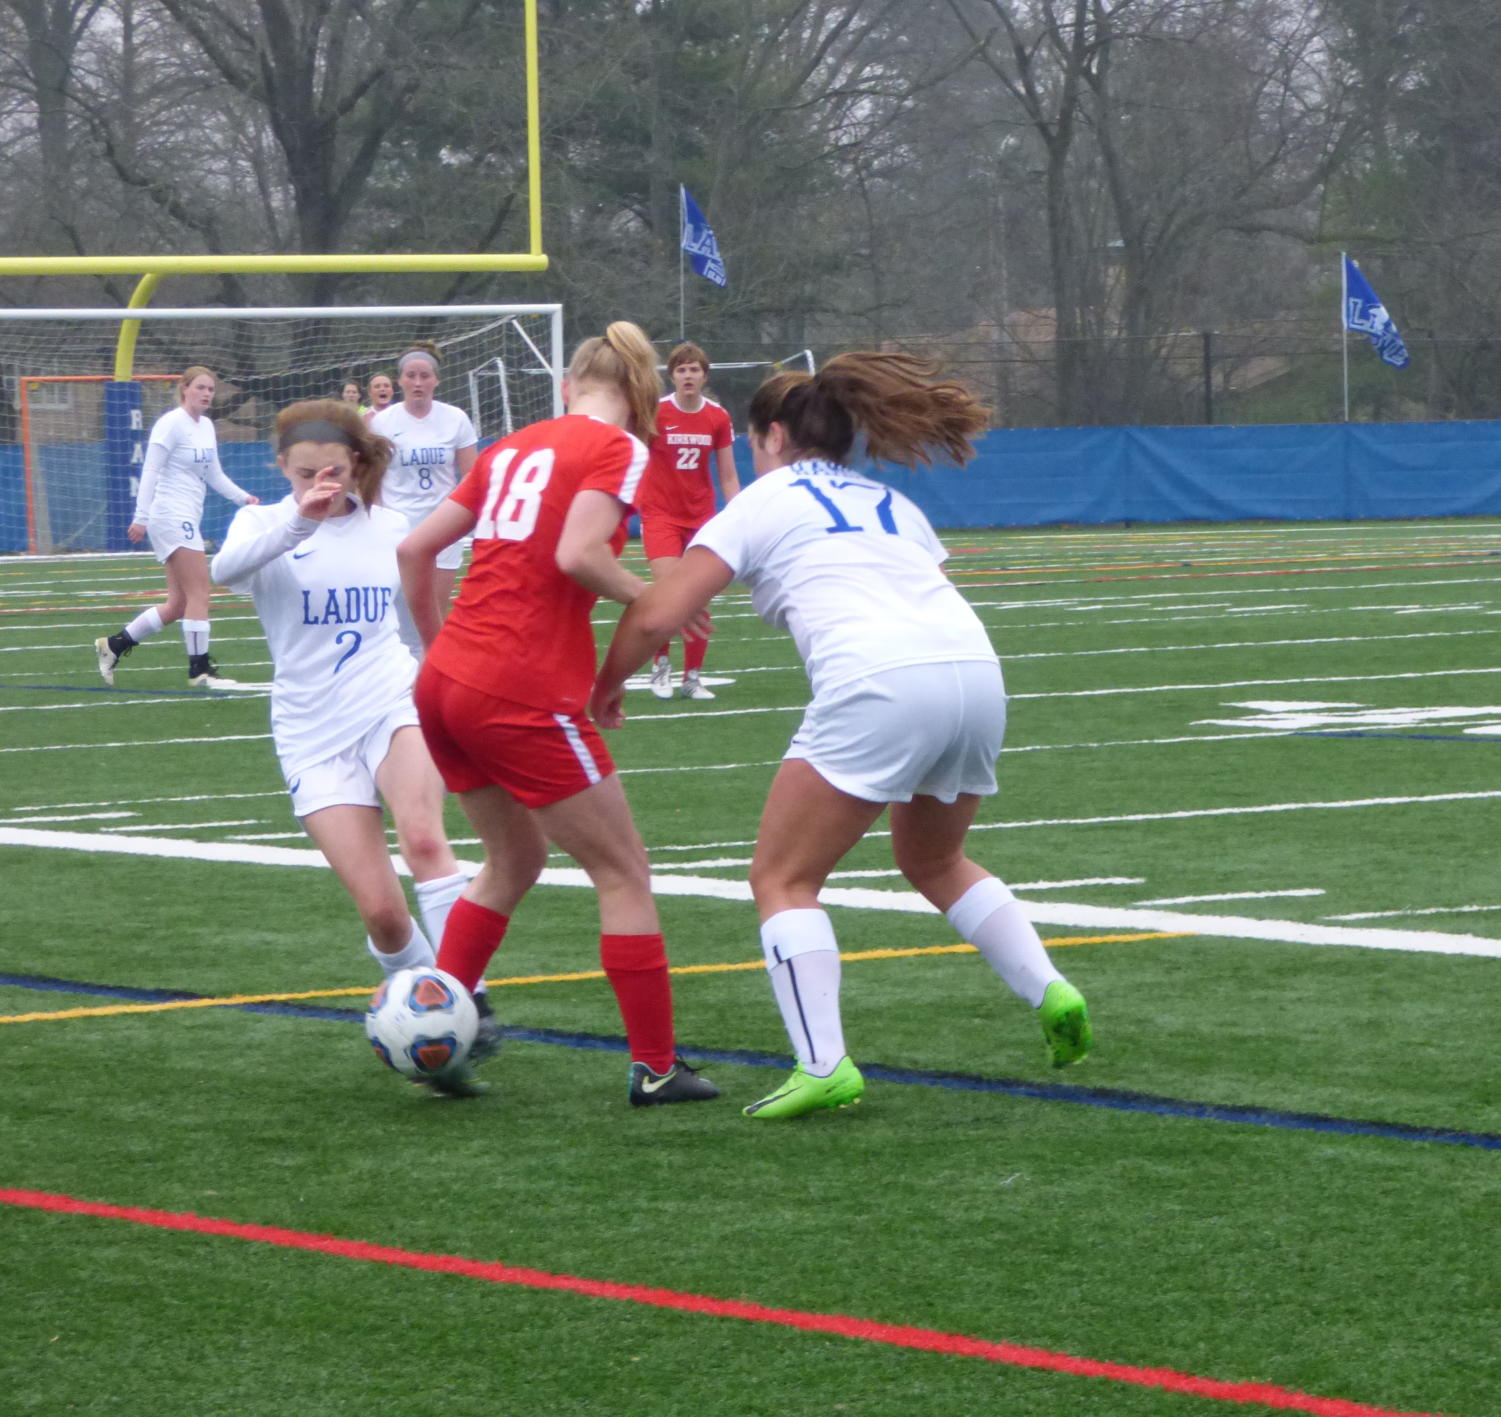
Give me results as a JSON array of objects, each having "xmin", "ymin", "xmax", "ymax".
[{"xmin": 475, "ymin": 447, "xmax": 555, "ymax": 541}]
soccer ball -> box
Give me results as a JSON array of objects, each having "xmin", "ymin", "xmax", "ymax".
[{"xmin": 365, "ymin": 966, "xmax": 478, "ymax": 1079}]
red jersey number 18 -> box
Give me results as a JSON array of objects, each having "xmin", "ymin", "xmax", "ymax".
[{"xmin": 475, "ymin": 447, "xmax": 555, "ymax": 541}]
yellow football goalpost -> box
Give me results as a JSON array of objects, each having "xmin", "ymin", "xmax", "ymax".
[
  {"xmin": 0, "ymin": 0, "xmax": 553, "ymax": 554},
  {"xmin": 0, "ymin": 0, "xmax": 546, "ymax": 381}
]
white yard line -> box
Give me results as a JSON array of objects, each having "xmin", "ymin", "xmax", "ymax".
[
  {"xmin": 2, "ymin": 825, "xmax": 1496, "ymax": 959},
  {"xmin": 1135, "ymin": 889, "xmax": 1326, "ymax": 905}
]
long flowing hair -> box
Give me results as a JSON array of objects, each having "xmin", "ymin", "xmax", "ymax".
[{"xmin": 748, "ymin": 352, "xmax": 990, "ymax": 469}]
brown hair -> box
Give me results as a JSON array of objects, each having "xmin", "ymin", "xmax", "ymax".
[
  {"xmin": 397, "ymin": 340, "xmax": 442, "ymax": 374},
  {"xmin": 274, "ymin": 398, "xmax": 394, "ymax": 508},
  {"xmin": 747, "ymin": 352, "xmax": 989, "ymax": 469},
  {"xmin": 667, "ymin": 341, "xmax": 710, "ymax": 375},
  {"xmin": 567, "ymin": 320, "xmax": 660, "ymax": 442},
  {"xmin": 178, "ymin": 366, "xmax": 215, "ymax": 401}
]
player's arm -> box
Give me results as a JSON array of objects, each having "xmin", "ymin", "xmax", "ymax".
[
  {"xmin": 454, "ymin": 443, "xmax": 478, "ymax": 480},
  {"xmin": 590, "ymin": 546, "xmax": 733, "ymax": 729},
  {"xmin": 555, "ymin": 489, "xmax": 646, "ymax": 605},
  {"xmin": 204, "ymin": 457, "xmax": 258, "ymax": 507},
  {"xmin": 128, "ymin": 439, "xmax": 169, "ymax": 540},
  {"xmin": 714, "ymin": 444, "xmax": 741, "ymax": 503},
  {"xmin": 398, "ymin": 498, "xmax": 477, "ymax": 648}
]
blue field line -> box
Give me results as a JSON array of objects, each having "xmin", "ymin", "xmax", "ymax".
[{"xmin": 8, "ymin": 969, "xmax": 1500, "ymax": 1151}]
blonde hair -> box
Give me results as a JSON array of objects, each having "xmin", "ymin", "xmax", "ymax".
[
  {"xmin": 178, "ymin": 366, "xmax": 216, "ymax": 401},
  {"xmin": 747, "ymin": 352, "xmax": 989, "ymax": 469},
  {"xmin": 567, "ymin": 320, "xmax": 660, "ymax": 442},
  {"xmin": 274, "ymin": 398, "xmax": 394, "ymax": 508}
]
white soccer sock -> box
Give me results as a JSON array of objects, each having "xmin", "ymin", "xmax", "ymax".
[
  {"xmin": 123, "ymin": 607, "xmax": 164, "ymax": 643},
  {"xmin": 761, "ymin": 908, "xmax": 845, "ymax": 1076},
  {"xmin": 181, "ymin": 619, "xmax": 210, "ymax": 657},
  {"xmin": 947, "ymin": 877, "xmax": 1063, "ymax": 1008},
  {"xmin": 413, "ymin": 871, "xmax": 485, "ymax": 995},
  {"xmin": 366, "ymin": 919, "xmax": 436, "ymax": 976}
]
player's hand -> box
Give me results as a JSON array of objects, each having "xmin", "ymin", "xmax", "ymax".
[
  {"xmin": 244, "ymin": 494, "xmax": 260, "ymax": 505},
  {"xmin": 589, "ymin": 684, "xmax": 627, "ymax": 730},
  {"xmin": 297, "ymin": 468, "xmax": 345, "ymax": 521},
  {"xmin": 681, "ymin": 607, "xmax": 714, "ymax": 643},
  {"xmin": 126, "ymin": 522, "xmax": 146, "ymax": 544}
]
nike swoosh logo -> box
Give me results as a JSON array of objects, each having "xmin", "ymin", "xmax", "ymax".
[
  {"xmin": 292, "ymin": 548, "xmax": 314, "ymax": 559},
  {"xmin": 637, "ymin": 1070, "xmax": 675, "ymax": 1094}
]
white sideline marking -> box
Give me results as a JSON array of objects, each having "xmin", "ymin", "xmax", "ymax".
[
  {"xmin": 1135, "ymin": 889, "xmax": 1325, "ymax": 905},
  {"xmin": 1325, "ymin": 904, "xmax": 1501, "ymax": 921},
  {"xmin": 2, "ymin": 826, "xmax": 1498, "ymax": 959},
  {"xmin": 967, "ymin": 788, "xmax": 1501, "ymax": 832}
]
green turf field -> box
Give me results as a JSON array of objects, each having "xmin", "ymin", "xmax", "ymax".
[{"xmin": 4, "ymin": 519, "xmax": 1500, "ymax": 1417}]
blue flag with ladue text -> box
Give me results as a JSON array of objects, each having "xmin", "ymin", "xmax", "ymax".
[
  {"xmin": 1343, "ymin": 256, "xmax": 1409, "ymax": 369},
  {"xmin": 681, "ymin": 186, "xmax": 727, "ymax": 288}
]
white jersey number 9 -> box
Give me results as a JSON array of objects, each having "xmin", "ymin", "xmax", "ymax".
[{"xmin": 475, "ymin": 447, "xmax": 555, "ymax": 541}]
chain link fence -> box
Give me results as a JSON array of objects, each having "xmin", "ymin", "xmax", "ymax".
[{"xmin": 712, "ymin": 326, "xmax": 1501, "ymax": 429}]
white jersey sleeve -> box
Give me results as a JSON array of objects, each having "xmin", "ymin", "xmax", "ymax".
[{"xmin": 690, "ymin": 459, "xmax": 993, "ymax": 695}]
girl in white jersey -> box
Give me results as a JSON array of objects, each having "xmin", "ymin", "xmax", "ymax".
[
  {"xmin": 593, "ymin": 353, "xmax": 1093, "ymax": 1120},
  {"xmin": 369, "ymin": 342, "xmax": 478, "ymax": 652},
  {"xmin": 211, "ymin": 398, "xmax": 496, "ymax": 1096},
  {"xmin": 94, "ymin": 367, "xmax": 258, "ymax": 689}
]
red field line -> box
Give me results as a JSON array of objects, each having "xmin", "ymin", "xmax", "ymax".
[{"xmin": 1, "ymin": 1187, "xmax": 1450, "ymax": 1417}]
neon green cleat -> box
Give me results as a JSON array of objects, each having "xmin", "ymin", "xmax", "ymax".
[
  {"xmin": 1039, "ymin": 980, "xmax": 1093, "ymax": 1067},
  {"xmin": 743, "ymin": 1057, "xmax": 865, "ymax": 1120}
]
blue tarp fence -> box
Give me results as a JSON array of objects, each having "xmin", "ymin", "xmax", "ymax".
[{"xmin": 6, "ymin": 422, "xmax": 1501, "ymax": 553}]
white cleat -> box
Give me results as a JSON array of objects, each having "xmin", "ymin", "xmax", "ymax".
[
  {"xmin": 649, "ymin": 657, "xmax": 674, "ymax": 700},
  {"xmin": 188, "ymin": 671, "xmax": 245, "ymax": 689},
  {"xmin": 94, "ymin": 637, "xmax": 119, "ymax": 687},
  {"xmin": 679, "ymin": 674, "xmax": 715, "ymax": 701}
]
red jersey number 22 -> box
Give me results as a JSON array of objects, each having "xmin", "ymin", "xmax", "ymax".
[{"xmin": 475, "ymin": 447, "xmax": 555, "ymax": 541}]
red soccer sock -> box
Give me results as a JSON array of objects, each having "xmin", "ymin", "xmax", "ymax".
[
  {"xmin": 683, "ymin": 622, "xmax": 710, "ymax": 675},
  {"xmin": 654, "ymin": 641, "xmax": 672, "ymax": 665},
  {"xmin": 437, "ymin": 897, "xmax": 510, "ymax": 994},
  {"xmin": 601, "ymin": 932, "xmax": 675, "ymax": 1073}
]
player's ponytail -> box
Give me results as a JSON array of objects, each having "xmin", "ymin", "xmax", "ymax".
[
  {"xmin": 567, "ymin": 320, "xmax": 660, "ymax": 442},
  {"xmin": 275, "ymin": 398, "xmax": 394, "ymax": 508},
  {"xmin": 748, "ymin": 352, "xmax": 989, "ymax": 469}
]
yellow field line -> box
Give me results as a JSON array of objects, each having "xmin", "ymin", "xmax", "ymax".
[{"xmin": 0, "ymin": 932, "xmax": 1189, "ymax": 1024}]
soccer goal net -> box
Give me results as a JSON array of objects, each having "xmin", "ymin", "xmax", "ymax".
[{"xmin": 0, "ymin": 304, "xmax": 563, "ymax": 554}]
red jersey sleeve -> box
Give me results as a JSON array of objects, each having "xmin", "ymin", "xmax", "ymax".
[
  {"xmin": 710, "ymin": 404, "xmax": 734, "ymax": 450},
  {"xmin": 580, "ymin": 426, "xmax": 650, "ymax": 508},
  {"xmin": 448, "ymin": 450, "xmax": 494, "ymax": 515}
]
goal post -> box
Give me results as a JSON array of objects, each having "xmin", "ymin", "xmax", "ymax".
[{"xmin": 3, "ymin": 304, "xmax": 564, "ymax": 555}]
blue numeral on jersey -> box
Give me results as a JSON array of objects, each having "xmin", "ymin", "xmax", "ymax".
[
  {"xmin": 792, "ymin": 478, "xmax": 898, "ymax": 535},
  {"xmin": 333, "ymin": 629, "xmax": 363, "ymax": 673}
]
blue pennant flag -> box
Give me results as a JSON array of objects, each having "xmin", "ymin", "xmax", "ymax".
[
  {"xmin": 681, "ymin": 186, "xmax": 727, "ymax": 288},
  {"xmin": 1343, "ymin": 256, "xmax": 1409, "ymax": 369}
]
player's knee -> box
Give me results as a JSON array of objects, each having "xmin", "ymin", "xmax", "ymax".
[
  {"xmin": 893, "ymin": 845, "xmax": 968, "ymax": 897},
  {"xmin": 399, "ymin": 825, "xmax": 450, "ymax": 876},
  {"xmin": 361, "ymin": 898, "xmax": 411, "ymax": 947}
]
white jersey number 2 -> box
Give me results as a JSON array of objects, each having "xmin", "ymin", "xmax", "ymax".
[{"xmin": 476, "ymin": 447, "xmax": 555, "ymax": 541}]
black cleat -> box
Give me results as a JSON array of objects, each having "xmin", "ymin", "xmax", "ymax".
[
  {"xmin": 470, "ymin": 992, "xmax": 503, "ymax": 1064},
  {"xmin": 628, "ymin": 1057, "xmax": 720, "ymax": 1107}
]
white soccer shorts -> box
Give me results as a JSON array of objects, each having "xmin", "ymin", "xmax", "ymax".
[
  {"xmin": 785, "ymin": 659, "xmax": 1007, "ymax": 804},
  {"xmin": 283, "ymin": 701, "xmax": 421, "ymax": 818}
]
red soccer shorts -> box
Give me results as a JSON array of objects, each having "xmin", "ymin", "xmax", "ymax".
[
  {"xmin": 415, "ymin": 664, "xmax": 616, "ymax": 809},
  {"xmin": 640, "ymin": 516, "xmax": 705, "ymax": 562}
]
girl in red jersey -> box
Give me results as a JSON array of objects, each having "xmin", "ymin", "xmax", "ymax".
[
  {"xmin": 641, "ymin": 342, "xmax": 739, "ymax": 700},
  {"xmin": 397, "ymin": 321, "xmax": 719, "ymax": 1108}
]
